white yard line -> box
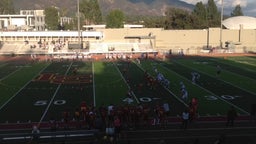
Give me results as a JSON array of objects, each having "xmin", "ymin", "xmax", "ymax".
[
  {"xmin": 0, "ymin": 63, "xmax": 7, "ymax": 67},
  {"xmin": 0, "ymin": 67, "xmax": 22, "ymax": 81},
  {"xmin": 162, "ymin": 62, "xmax": 250, "ymax": 115},
  {"xmin": 175, "ymin": 60, "xmax": 256, "ymax": 96},
  {"xmin": 39, "ymin": 62, "xmax": 73, "ymax": 124},
  {"xmin": 113, "ymin": 62, "xmax": 140, "ymax": 104},
  {"xmin": 92, "ymin": 62, "xmax": 96, "ymax": 107},
  {"xmin": 212, "ymin": 59, "xmax": 256, "ymax": 73},
  {"xmin": 223, "ymin": 69, "xmax": 256, "ymax": 84},
  {"xmin": 0, "ymin": 63, "xmax": 50, "ymax": 110},
  {"xmin": 211, "ymin": 60, "xmax": 256, "ymax": 84},
  {"xmin": 2, "ymin": 133, "xmax": 94, "ymax": 141}
]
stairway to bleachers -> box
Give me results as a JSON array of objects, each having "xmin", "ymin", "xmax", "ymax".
[
  {"xmin": 0, "ymin": 42, "xmax": 155, "ymax": 55},
  {"xmin": 137, "ymin": 43, "xmax": 154, "ymax": 52},
  {"xmin": 0, "ymin": 42, "xmax": 48, "ymax": 55},
  {"xmin": 89, "ymin": 43, "xmax": 109, "ymax": 53},
  {"xmin": 89, "ymin": 42, "xmax": 155, "ymax": 54},
  {"xmin": 0, "ymin": 43, "xmax": 20, "ymax": 54},
  {"xmin": 106, "ymin": 43, "xmax": 134, "ymax": 53}
]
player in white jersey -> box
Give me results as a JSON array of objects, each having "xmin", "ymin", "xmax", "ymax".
[
  {"xmin": 191, "ymin": 72, "xmax": 200, "ymax": 84},
  {"xmin": 181, "ymin": 88, "xmax": 188, "ymax": 101},
  {"xmin": 154, "ymin": 67, "xmax": 158, "ymax": 74},
  {"xmin": 180, "ymin": 81, "xmax": 186, "ymax": 90}
]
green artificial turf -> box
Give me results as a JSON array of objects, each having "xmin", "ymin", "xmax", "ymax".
[{"xmin": 0, "ymin": 56, "xmax": 255, "ymax": 123}]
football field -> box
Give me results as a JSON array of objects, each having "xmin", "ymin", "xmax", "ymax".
[{"xmin": 0, "ymin": 55, "xmax": 255, "ymax": 126}]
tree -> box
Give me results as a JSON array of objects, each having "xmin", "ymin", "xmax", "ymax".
[
  {"xmin": 143, "ymin": 16, "xmax": 165, "ymax": 28},
  {"xmin": 0, "ymin": 0, "xmax": 15, "ymax": 14},
  {"xmin": 44, "ymin": 7, "xmax": 60, "ymax": 30},
  {"xmin": 193, "ymin": 2, "xmax": 207, "ymax": 20},
  {"xmin": 106, "ymin": 9, "xmax": 124, "ymax": 28},
  {"xmin": 192, "ymin": 2, "xmax": 208, "ymax": 28},
  {"xmin": 206, "ymin": 0, "xmax": 220, "ymax": 27},
  {"xmin": 164, "ymin": 8, "xmax": 194, "ymax": 29},
  {"xmin": 62, "ymin": 21, "xmax": 76, "ymax": 30},
  {"xmin": 80, "ymin": 0, "xmax": 102, "ymax": 25},
  {"xmin": 231, "ymin": 5, "xmax": 243, "ymax": 16}
]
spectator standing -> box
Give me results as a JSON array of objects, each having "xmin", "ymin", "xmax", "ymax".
[
  {"xmin": 114, "ymin": 116, "xmax": 121, "ymax": 140},
  {"xmin": 250, "ymin": 104, "xmax": 256, "ymax": 122},
  {"xmin": 49, "ymin": 117, "xmax": 57, "ymax": 131},
  {"xmin": 95, "ymin": 115, "xmax": 104, "ymax": 131},
  {"xmin": 213, "ymin": 134, "xmax": 226, "ymax": 144},
  {"xmin": 189, "ymin": 97, "xmax": 199, "ymax": 122},
  {"xmin": 163, "ymin": 103, "xmax": 170, "ymax": 127},
  {"xmin": 106, "ymin": 122, "xmax": 115, "ymax": 137},
  {"xmin": 158, "ymin": 139, "xmax": 166, "ymax": 144},
  {"xmin": 163, "ymin": 103, "xmax": 170, "ymax": 116},
  {"xmin": 181, "ymin": 109, "xmax": 189, "ymax": 129},
  {"xmin": 31, "ymin": 125, "xmax": 40, "ymax": 142},
  {"xmin": 226, "ymin": 106, "xmax": 237, "ymax": 127},
  {"xmin": 62, "ymin": 109, "xmax": 70, "ymax": 130}
]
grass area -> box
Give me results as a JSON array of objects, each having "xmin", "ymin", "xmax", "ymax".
[
  {"xmin": 0, "ymin": 62, "xmax": 49, "ymax": 106},
  {"xmin": 94, "ymin": 61, "xmax": 129, "ymax": 106},
  {"xmin": 0, "ymin": 56, "xmax": 255, "ymax": 123}
]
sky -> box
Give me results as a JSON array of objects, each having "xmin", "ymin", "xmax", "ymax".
[{"xmin": 180, "ymin": 0, "xmax": 256, "ymax": 17}]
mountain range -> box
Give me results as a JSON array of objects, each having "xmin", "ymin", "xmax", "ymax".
[{"xmin": 13, "ymin": 0, "xmax": 194, "ymax": 16}]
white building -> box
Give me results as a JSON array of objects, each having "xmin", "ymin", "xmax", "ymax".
[
  {"xmin": 82, "ymin": 24, "xmax": 144, "ymax": 31},
  {"xmin": 222, "ymin": 16, "xmax": 256, "ymax": 30},
  {"xmin": 0, "ymin": 10, "xmax": 45, "ymax": 31},
  {"xmin": 60, "ymin": 17, "xmax": 73, "ymax": 25},
  {"xmin": 0, "ymin": 10, "xmax": 73, "ymax": 31}
]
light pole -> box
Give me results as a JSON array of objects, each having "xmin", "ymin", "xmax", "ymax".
[
  {"xmin": 220, "ymin": 0, "xmax": 224, "ymax": 49},
  {"xmin": 77, "ymin": 0, "xmax": 81, "ymax": 49}
]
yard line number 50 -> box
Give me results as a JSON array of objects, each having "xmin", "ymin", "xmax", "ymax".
[{"xmin": 34, "ymin": 100, "xmax": 66, "ymax": 106}]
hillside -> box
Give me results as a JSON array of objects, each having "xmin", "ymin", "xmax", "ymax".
[{"xmin": 13, "ymin": 0, "xmax": 194, "ymax": 16}]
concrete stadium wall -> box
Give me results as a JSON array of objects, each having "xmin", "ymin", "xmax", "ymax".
[
  {"xmin": 100, "ymin": 28, "xmax": 256, "ymax": 54},
  {"xmin": 1, "ymin": 28, "xmax": 256, "ymax": 54}
]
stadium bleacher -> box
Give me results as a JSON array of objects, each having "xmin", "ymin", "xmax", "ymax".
[{"xmin": 0, "ymin": 41, "xmax": 155, "ymax": 56}]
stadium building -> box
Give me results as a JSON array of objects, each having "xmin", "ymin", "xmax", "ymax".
[
  {"xmin": 222, "ymin": 16, "xmax": 256, "ymax": 30},
  {"xmin": 0, "ymin": 12, "xmax": 256, "ymax": 56}
]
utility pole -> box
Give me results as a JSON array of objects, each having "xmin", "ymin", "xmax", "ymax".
[
  {"xmin": 77, "ymin": 0, "xmax": 81, "ymax": 49},
  {"xmin": 220, "ymin": 0, "xmax": 224, "ymax": 49}
]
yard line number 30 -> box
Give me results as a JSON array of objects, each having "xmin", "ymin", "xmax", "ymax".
[{"xmin": 205, "ymin": 95, "xmax": 241, "ymax": 100}]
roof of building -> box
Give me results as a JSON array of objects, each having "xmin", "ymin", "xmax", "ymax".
[{"xmin": 222, "ymin": 16, "xmax": 256, "ymax": 30}]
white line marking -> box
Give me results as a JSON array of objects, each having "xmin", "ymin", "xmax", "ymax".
[
  {"xmin": 135, "ymin": 61, "xmax": 188, "ymax": 107},
  {"xmin": 0, "ymin": 67, "xmax": 22, "ymax": 81},
  {"xmin": 2, "ymin": 133, "xmax": 94, "ymax": 140},
  {"xmin": 207, "ymin": 60, "xmax": 256, "ymax": 94},
  {"xmin": 178, "ymin": 60, "xmax": 256, "ymax": 96},
  {"xmin": 39, "ymin": 62, "xmax": 73, "ymax": 124},
  {"xmin": 113, "ymin": 62, "xmax": 140, "ymax": 104},
  {"xmin": 166, "ymin": 61, "xmax": 250, "ymax": 115},
  {"xmin": 0, "ymin": 63, "xmax": 50, "ymax": 110},
  {"xmin": 92, "ymin": 62, "xmax": 96, "ymax": 107}
]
